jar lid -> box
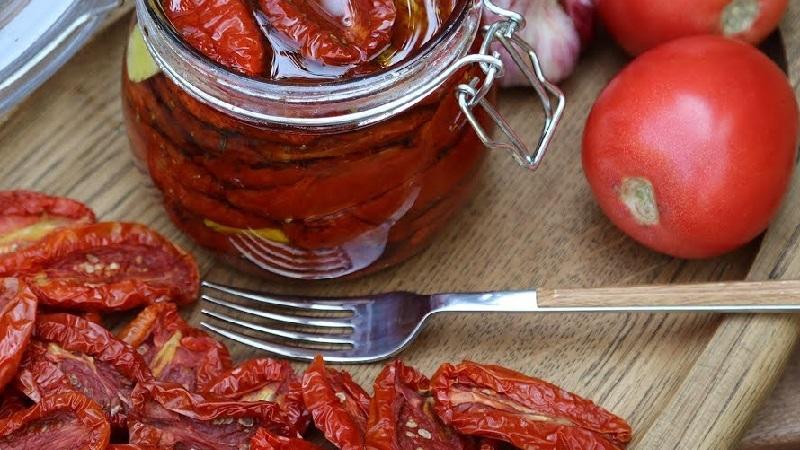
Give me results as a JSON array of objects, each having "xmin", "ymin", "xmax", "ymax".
[{"xmin": 0, "ymin": 0, "xmax": 122, "ymax": 116}]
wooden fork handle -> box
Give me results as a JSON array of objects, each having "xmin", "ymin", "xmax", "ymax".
[{"xmin": 537, "ymin": 279, "xmax": 800, "ymax": 309}]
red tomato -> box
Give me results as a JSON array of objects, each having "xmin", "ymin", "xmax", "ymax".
[
  {"xmin": 582, "ymin": 36, "xmax": 798, "ymax": 259},
  {"xmin": 597, "ymin": 0, "xmax": 788, "ymax": 54}
]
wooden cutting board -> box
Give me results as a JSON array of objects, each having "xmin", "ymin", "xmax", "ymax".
[{"xmin": 1, "ymin": 5, "xmax": 799, "ymax": 448}]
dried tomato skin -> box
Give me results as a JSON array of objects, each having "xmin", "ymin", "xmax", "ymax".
[
  {"xmin": 34, "ymin": 313, "xmax": 154, "ymax": 383},
  {"xmin": 15, "ymin": 313, "xmax": 153, "ymax": 429},
  {"xmin": 0, "ymin": 278, "xmax": 37, "ymax": 393},
  {"xmin": 478, "ymin": 439, "xmax": 506, "ymax": 450},
  {"xmin": 164, "ymin": 0, "xmax": 266, "ymax": 76},
  {"xmin": 108, "ymin": 445, "xmax": 161, "ymax": 450},
  {"xmin": 224, "ymin": 147, "xmax": 429, "ymax": 222},
  {"xmin": 117, "ymin": 302, "xmax": 232, "ymax": 392},
  {"xmin": 431, "ymin": 362, "xmax": 633, "ymax": 450},
  {"xmin": 0, "ymin": 391, "xmax": 111, "ymax": 449},
  {"xmin": 0, "ymin": 222, "xmax": 200, "ymax": 311},
  {"xmin": 282, "ymin": 180, "xmax": 418, "ymax": 250},
  {"xmin": 0, "ymin": 191, "xmax": 94, "ymax": 222},
  {"xmin": 258, "ymin": 0, "xmax": 396, "ymax": 65},
  {"xmin": 0, "ymin": 389, "xmax": 31, "ymax": 420},
  {"xmin": 203, "ymin": 357, "xmax": 309, "ymax": 435},
  {"xmin": 129, "ymin": 381, "xmax": 291, "ymax": 448},
  {"xmin": 365, "ymin": 360, "xmax": 472, "ymax": 450},
  {"xmin": 302, "ymin": 355, "xmax": 371, "ymax": 450},
  {"xmin": 0, "ymin": 191, "xmax": 95, "ymax": 254},
  {"xmin": 250, "ymin": 428, "xmax": 326, "ymax": 450}
]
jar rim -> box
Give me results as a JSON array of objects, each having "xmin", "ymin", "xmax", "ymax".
[{"xmin": 136, "ymin": 0, "xmax": 483, "ymax": 130}]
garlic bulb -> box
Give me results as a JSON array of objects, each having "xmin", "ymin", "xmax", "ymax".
[{"xmin": 485, "ymin": 0, "xmax": 595, "ymax": 85}]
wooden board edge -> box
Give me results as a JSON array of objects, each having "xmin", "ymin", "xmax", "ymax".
[{"xmin": 637, "ymin": 5, "xmax": 800, "ymax": 448}]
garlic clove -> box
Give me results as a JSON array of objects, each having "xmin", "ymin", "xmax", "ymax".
[
  {"xmin": 127, "ymin": 25, "xmax": 161, "ymax": 83},
  {"xmin": 486, "ymin": 0, "xmax": 594, "ymax": 85}
]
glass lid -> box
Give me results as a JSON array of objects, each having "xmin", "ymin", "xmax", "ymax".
[{"xmin": 0, "ymin": 0, "xmax": 122, "ymax": 115}]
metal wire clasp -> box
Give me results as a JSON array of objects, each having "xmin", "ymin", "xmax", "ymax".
[{"xmin": 457, "ymin": 0, "xmax": 566, "ymax": 170}]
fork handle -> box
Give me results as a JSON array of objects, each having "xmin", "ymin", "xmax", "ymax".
[{"xmin": 433, "ymin": 280, "xmax": 800, "ymax": 314}]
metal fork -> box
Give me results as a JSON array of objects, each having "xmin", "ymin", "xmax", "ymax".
[{"xmin": 199, "ymin": 279, "xmax": 800, "ymax": 364}]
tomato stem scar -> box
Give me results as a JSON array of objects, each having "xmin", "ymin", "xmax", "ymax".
[
  {"xmin": 619, "ymin": 177, "xmax": 659, "ymax": 226},
  {"xmin": 722, "ymin": 0, "xmax": 760, "ymax": 35}
]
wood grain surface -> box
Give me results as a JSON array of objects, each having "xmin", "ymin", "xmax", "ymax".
[
  {"xmin": 539, "ymin": 279, "xmax": 800, "ymax": 308},
  {"xmin": 737, "ymin": 4, "xmax": 800, "ymax": 449},
  {"xmin": 1, "ymin": 4, "xmax": 799, "ymax": 449}
]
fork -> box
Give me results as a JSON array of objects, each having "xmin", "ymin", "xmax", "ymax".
[{"xmin": 199, "ymin": 279, "xmax": 800, "ymax": 364}]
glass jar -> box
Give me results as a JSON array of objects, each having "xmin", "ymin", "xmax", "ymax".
[{"xmin": 122, "ymin": 0, "xmax": 563, "ymax": 280}]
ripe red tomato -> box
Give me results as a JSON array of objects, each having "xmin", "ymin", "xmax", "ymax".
[
  {"xmin": 597, "ymin": 0, "xmax": 788, "ymax": 55},
  {"xmin": 582, "ymin": 36, "xmax": 798, "ymax": 259}
]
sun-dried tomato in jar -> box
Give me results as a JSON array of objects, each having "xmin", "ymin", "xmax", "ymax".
[{"xmin": 123, "ymin": 0, "xmax": 558, "ymax": 279}]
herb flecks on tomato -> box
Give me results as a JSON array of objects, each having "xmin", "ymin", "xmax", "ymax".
[
  {"xmin": 431, "ymin": 361, "xmax": 632, "ymax": 449},
  {"xmin": 16, "ymin": 313, "xmax": 153, "ymax": 429},
  {"xmin": 366, "ymin": 360, "xmax": 473, "ymax": 450},
  {"xmin": 203, "ymin": 357, "xmax": 309, "ymax": 435},
  {"xmin": 0, "ymin": 222, "xmax": 200, "ymax": 311},
  {"xmin": 163, "ymin": 0, "xmax": 266, "ymax": 76},
  {"xmin": 128, "ymin": 381, "xmax": 290, "ymax": 448},
  {"xmin": 302, "ymin": 355, "xmax": 371, "ymax": 450},
  {"xmin": 258, "ymin": 0, "xmax": 396, "ymax": 65}
]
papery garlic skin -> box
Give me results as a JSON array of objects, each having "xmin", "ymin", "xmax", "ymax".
[{"xmin": 486, "ymin": 0, "xmax": 594, "ymax": 85}]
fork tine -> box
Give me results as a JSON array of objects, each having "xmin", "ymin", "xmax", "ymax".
[
  {"xmin": 203, "ymin": 294, "xmax": 354, "ymax": 328},
  {"xmin": 200, "ymin": 322, "xmax": 372, "ymax": 364},
  {"xmin": 200, "ymin": 322, "xmax": 320, "ymax": 361},
  {"xmin": 202, "ymin": 309, "xmax": 354, "ymax": 345},
  {"xmin": 202, "ymin": 280, "xmax": 354, "ymax": 312}
]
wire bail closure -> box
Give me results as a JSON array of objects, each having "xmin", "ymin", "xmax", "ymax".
[{"xmin": 456, "ymin": 0, "xmax": 566, "ymax": 170}]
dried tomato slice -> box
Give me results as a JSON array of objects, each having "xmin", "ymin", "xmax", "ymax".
[
  {"xmin": 225, "ymin": 143, "xmax": 431, "ymax": 221},
  {"xmin": 0, "ymin": 191, "xmax": 95, "ymax": 254},
  {"xmin": 108, "ymin": 445, "xmax": 161, "ymax": 450},
  {"xmin": 0, "ymin": 391, "xmax": 110, "ymax": 449},
  {"xmin": 117, "ymin": 302, "xmax": 232, "ymax": 392},
  {"xmin": 15, "ymin": 313, "xmax": 153, "ymax": 429},
  {"xmin": 259, "ymin": 0, "xmax": 396, "ymax": 65},
  {"xmin": 164, "ymin": 0, "xmax": 266, "ymax": 76},
  {"xmin": 129, "ymin": 381, "xmax": 290, "ymax": 448},
  {"xmin": 302, "ymin": 355, "xmax": 371, "ymax": 450},
  {"xmin": 0, "ymin": 222, "xmax": 200, "ymax": 311},
  {"xmin": 250, "ymin": 428, "xmax": 326, "ymax": 450},
  {"xmin": 37, "ymin": 306, "xmax": 104, "ymax": 324},
  {"xmin": 282, "ymin": 181, "xmax": 418, "ymax": 250},
  {"xmin": 203, "ymin": 357, "xmax": 310, "ymax": 435},
  {"xmin": 0, "ymin": 389, "xmax": 31, "ymax": 420},
  {"xmin": 431, "ymin": 362, "xmax": 633, "ymax": 450},
  {"xmin": 0, "ymin": 278, "xmax": 37, "ymax": 393},
  {"xmin": 478, "ymin": 439, "xmax": 506, "ymax": 450},
  {"xmin": 365, "ymin": 360, "xmax": 473, "ymax": 450}
]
